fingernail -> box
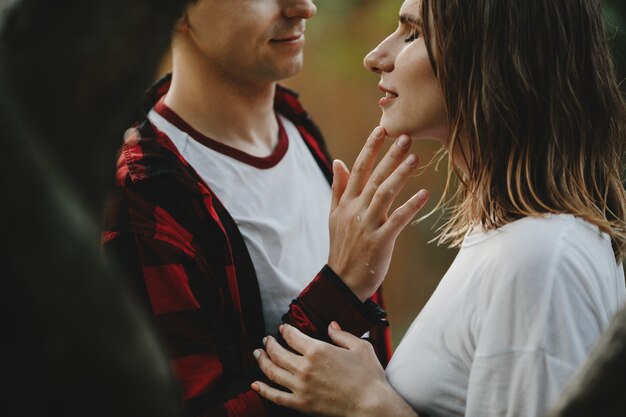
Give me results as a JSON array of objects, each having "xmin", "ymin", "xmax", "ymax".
[
  {"xmin": 406, "ymin": 154, "xmax": 418, "ymax": 166},
  {"xmin": 373, "ymin": 126, "xmax": 384, "ymax": 138},
  {"xmin": 251, "ymin": 382, "xmax": 260, "ymax": 392},
  {"xmin": 330, "ymin": 321, "xmax": 341, "ymax": 330},
  {"xmin": 253, "ymin": 349, "xmax": 261, "ymax": 360},
  {"xmin": 278, "ymin": 324, "xmax": 284, "ymax": 333},
  {"xmin": 397, "ymin": 135, "xmax": 410, "ymax": 148},
  {"xmin": 262, "ymin": 336, "xmax": 268, "ymax": 345},
  {"xmin": 417, "ymin": 189, "xmax": 429, "ymax": 200}
]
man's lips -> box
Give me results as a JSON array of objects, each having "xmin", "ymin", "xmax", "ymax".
[
  {"xmin": 270, "ymin": 33, "xmax": 304, "ymax": 43},
  {"xmin": 378, "ymin": 84, "xmax": 398, "ymax": 106}
]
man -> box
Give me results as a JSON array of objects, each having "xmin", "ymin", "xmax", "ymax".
[{"xmin": 102, "ymin": 0, "xmax": 425, "ymax": 415}]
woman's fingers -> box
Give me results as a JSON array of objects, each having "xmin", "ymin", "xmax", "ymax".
[
  {"xmin": 263, "ymin": 335, "xmax": 301, "ymax": 375},
  {"xmin": 331, "ymin": 159, "xmax": 350, "ymax": 212},
  {"xmin": 343, "ymin": 126, "xmax": 386, "ymax": 199},
  {"xmin": 361, "ymin": 135, "xmax": 412, "ymax": 206},
  {"xmin": 254, "ymin": 323, "xmax": 390, "ymax": 416},
  {"xmin": 382, "ymin": 189, "xmax": 430, "ymax": 238},
  {"xmin": 365, "ymin": 153, "xmax": 420, "ymax": 224},
  {"xmin": 254, "ymin": 348, "xmax": 298, "ymax": 390}
]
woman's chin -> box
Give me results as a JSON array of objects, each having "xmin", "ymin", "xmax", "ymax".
[
  {"xmin": 379, "ymin": 118, "xmax": 417, "ymax": 141},
  {"xmin": 379, "ymin": 123, "xmax": 402, "ymax": 140},
  {"xmin": 380, "ymin": 123, "xmax": 449, "ymax": 146},
  {"xmin": 380, "ymin": 125, "xmax": 413, "ymax": 142}
]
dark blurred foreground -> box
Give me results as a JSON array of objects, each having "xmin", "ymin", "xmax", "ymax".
[
  {"xmin": 547, "ymin": 304, "xmax": 626, "ymax": 416},
  {"xmin": 0, "ymin": 0, "xmax": 189, "ymax": 415},
  {"xmin": 0, "ymin": 0, "xmax": 624, "ymax": 416}
]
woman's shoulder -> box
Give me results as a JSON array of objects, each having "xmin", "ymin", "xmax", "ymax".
[
  {"xmin": 470, "ymin": 214, "xmax": 624, "ymax": 360},
  {"xmin": 467, "ymin": 214, "xmax": 610, "ymax": 263},
  {"xmin": 466, "ymin": 214, "xmax": 620, "ymax": 294}
]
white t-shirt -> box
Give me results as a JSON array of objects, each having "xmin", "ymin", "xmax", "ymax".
[
  {"xmin": 148, "ymin": 109, "xmax": 331, "ymax": 333},
  {"xmin": 386, "ymin": 214, "xmax": 625, "ymax": 417}
]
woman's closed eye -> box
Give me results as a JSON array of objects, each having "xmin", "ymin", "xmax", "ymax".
[{"xmin": 404, "ymin": 30, "xmax": 420, "ymax": 42}]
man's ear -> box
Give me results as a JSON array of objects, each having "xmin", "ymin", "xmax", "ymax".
[{"xmin": 174, "ymin": 11, "xmax": 190, "ymax": 34}]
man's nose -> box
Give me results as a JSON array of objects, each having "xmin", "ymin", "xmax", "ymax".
[{"xmin": 283, "ymin": 0, "xmax": 317, "ymax": 20}]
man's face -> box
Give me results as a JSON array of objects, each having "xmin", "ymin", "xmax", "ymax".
[{"xmin": 182, "ymin": 0, "xmax": 317, "ymax": 85}]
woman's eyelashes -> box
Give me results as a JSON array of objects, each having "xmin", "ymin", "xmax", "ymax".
[{"xmin": 404, "ymin": 30, "xmax": 420, "ymax": 42}]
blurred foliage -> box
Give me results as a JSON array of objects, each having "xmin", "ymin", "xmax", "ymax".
[
  {"xmin": 287, "ymin": 0, "xmax": 626, "ymax": 346},
  {"xmin": 605, "ymin": 0, "xmax": 626, "ymax": 81},
  {"xmin": 303, "ymin": 0, "xmax": 399, "ymax": 79},
  {"xmin": 309, "ymin": 0, "xmax": 626, "ymax": 82}
]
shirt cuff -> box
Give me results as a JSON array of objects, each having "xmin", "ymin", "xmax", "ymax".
[{"xmin": 281, "ymin": 265, "xmax": 389, "ymax": 342}]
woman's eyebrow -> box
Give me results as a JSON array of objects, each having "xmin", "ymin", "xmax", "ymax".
[{"xmin": 399, "ymin": 13, "xmax": 422, "ymax": 27}]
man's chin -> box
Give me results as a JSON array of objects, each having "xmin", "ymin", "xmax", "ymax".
[{"xmin": 276, "ymin": 57, "xmax": 304, "ymax": 80}]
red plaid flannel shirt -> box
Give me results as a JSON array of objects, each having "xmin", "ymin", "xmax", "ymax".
[{"xmin": 102, "ymin": 75, "xmax": 391, "ymax": 417}]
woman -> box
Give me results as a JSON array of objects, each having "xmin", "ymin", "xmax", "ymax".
[{"xmin": 250, "ymin": 0, "xmax": 626, "ymax": 416}]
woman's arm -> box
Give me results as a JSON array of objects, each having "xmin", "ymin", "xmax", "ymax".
[{"xmin": 252, "ymin": 323, "xmax": 418, "ymax": 417}]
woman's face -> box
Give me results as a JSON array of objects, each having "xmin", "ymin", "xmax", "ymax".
[{"xmin": 364, "ymin": 0, "xmax": 448, "ymax": 145}]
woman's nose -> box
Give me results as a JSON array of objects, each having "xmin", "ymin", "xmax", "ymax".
[{"xmin": 364, "ymin": 40, "xmax": 394, "ymax": 74}]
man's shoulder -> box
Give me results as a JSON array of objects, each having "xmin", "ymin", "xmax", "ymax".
[
  {"xmin": 105, "ymin": 123, "xmax": 218, "ymax": 247},
  {"xmin": 115, "ymin": 120, "xmax": 202, "ymax": 194}
]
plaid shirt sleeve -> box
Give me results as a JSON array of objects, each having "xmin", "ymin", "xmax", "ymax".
[{"xmin": 282, "ymin": 265, "xmax": 389, "ymax": 345}]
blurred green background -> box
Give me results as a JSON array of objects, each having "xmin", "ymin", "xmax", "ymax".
[{"xmin": 283, "ymin": 0, "xmax": 626, "ymax": 348}]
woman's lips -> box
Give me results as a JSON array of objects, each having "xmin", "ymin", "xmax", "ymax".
[{"xmin": 378, "ymin": 85, "xmax": 398, "ymax": 107}]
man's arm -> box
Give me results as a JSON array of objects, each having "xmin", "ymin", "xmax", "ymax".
[
  {"xmin": 103, "ymin": 180, "xmax": 389, "ymax": 417},
  {"xmin": 103, "ymin": 227, "xmax": 276, "ymax": 417}
]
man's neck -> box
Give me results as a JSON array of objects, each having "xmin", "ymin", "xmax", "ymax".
[{"xmin": 164, "ymin": 57, "xmax": 280, "ymax": 157}]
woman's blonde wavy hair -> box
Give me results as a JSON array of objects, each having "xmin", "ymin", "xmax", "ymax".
[{"xmin": 420, "ymin": 0, "xmax": 626, "ymax": 261}]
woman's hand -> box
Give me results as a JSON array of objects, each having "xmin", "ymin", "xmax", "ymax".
[
  {"xmin": 328, "ymin": 127, "xmax": 428, "ymax": 301},
  {"xmin": 252, "ymin": 323, "xmax": 417, "ymax": 417}
]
